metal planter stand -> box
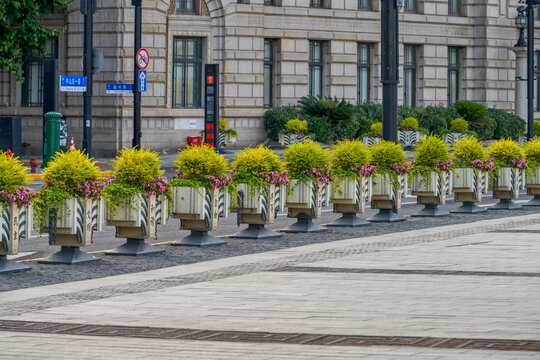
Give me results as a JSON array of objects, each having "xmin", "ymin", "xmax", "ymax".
[
  {"xmin": 280, "ymin": 181, "xmax": 328, "ymax": 234},
  {"xmin": 281, "ymin": 217, "xmax": 327, "ymax": 233},
  {"xmin": 523, "ymin": 195, "xmax": 540, "ymax": 206},
  {"xmin": 0, "ymin": 255, "xmax": 30, "ymax": 273},
  {"xmin": 451, "ymin": 201, "xmax": 487, "ymax": 214},
  {"xmin": 327, "ymin": 213, "xmax": 370, "ymax": 227},
  {"xmin": 490, "ymin": 198, "xmax": 523, "ymax": 210},
  {"xmin": 107, "ymin": 238, "xmax": 164, "ymax": 256},
  {"xmin": 367, "ymin": 209, "xmax": 406, "ymax": 223},
  {"xmin": 490, "ymin": 168, "xmax": 522, "ymax": 211},
  {"xmin": 412, "ymin": 204, "xmax": 449, "ymax": 217},
  {"xmin": 172, "ymin": 231, "xmax": 226, "ymax": 246},
  {"xmin": 39, "ymin": 246, "xmax": 100, "ymax": 264}
]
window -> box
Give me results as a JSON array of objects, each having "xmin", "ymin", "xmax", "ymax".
[
  {"xmin": 404, "ymin": 0, "xmax": 415, "ymax": 12},
  {"xmin": 264, "ymin": 40, "xmax": 274, "ymax": 108},
  {"xmin": 176, "ymin": 0, "xmax": 198, "ymax": 14},
  {"xmin": 403, "ymin": 45, "xmax": 416, "ymax": 108},
  {"xmin": 358, "ymin": 0, "xmax": 370, "ymax": 10},
  {"xmin": 309, "ymin": 41, "xmax": 323, "ymax": 97},
  {"xmin": 448, "ymin": 47, "xmax": 459, "ymax": 106},
  {"xmin": 264, "ymin": 0, "xmax": 275, "ymax": 5},
  {"xmin": 535, "ymin": 6, "xmax": 540, "ymax": 21},
  {"xmin": 21, "ymin": 38, "xmax": 58, "ymax": 107},
  {"xmin": 172, "ymin": 37, "xmax": 202, "ymax": 108},
  {"xmin": 357, "ymin": 43, "xmax": 370, "ymax": 103},
  {"xmin": 310, "ymin": 0, "xmax": 322, "ymax": 8},
  {"xmin": 448, "ymin": 0, "xmax": 460, "ymax": 16},
  {"xmin": 535, "ymin": 51, "xmax": 540, "ymax": 111}
]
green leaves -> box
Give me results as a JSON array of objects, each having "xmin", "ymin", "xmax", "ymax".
[
  {"xmin": 0, "ymin": 151, "xmax": 30, "ymax": 193},
  {"xmin": 331, "ymin": 139, "xmax": 371, "ymax": 171},
  {"xmin": 413, "ymin": 136, "xmax": 450, "ymax": 167}
]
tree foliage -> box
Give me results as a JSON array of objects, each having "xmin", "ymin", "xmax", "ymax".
[{"xmin": 0, "ymin": 0, "xmax": 66, "ymax": 80}]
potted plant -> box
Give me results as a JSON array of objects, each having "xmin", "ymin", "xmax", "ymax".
[
  {"xmin": 278, "ymin": 118, "xmax": 310, "ymax": 146},
  {"xmin": 523, "ymin": 138, "xmax": 540, "ymax": 206},
  {"xmin": 486, "ymin": 138, "xmax": 526, "ymax": 209},
  {"xmin": 328, "ymin": 139, "xmax": 375, "ymax": 227},
  {"xmin": 451, "ymin": 136, "xmax": 493, "ymax": 213},
  {"xmin": 102, "ymin": 147, "xmax": 171, "ymax": 255},
  {"xmin": 0, "ymin": 151, "xmax": 36, "ymax": 272},
  {"xmin": 368, "ymin": 140, "xmax": 409, "ymax": 222},
  {"xmin": 33, "ymin": 150, "xmax": 104, "ymax": 264},
  {"xmin": 229, "ymin": 145, "xmax": 289, "ymax": 238},
  {"xmin": 170, "ymin": 144, "xmax": 231, "ymax": 246},
  {"xmin": 281, "ymin": 140, "xmax": 331, "ymax": 232},
  {"xmin": 398, "ymin": 117, "xmax": 422, "ymax": 149},
  {"xmin": 409, "ymin": 136, "xmax": 452, "ymax": 217},
  {"xmin": 362, "ymin": 122, "xmax": 382, "ymax": 146},
  {"xmin": 218, "ymin": 117, "xmax": 238, "ymax": 147},
  {"xmin": 443, "ymin": 118, "xmax": 470, "ymax": 145}
]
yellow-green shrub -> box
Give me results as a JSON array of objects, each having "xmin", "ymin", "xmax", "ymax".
[
  {"xmin": 486, "ymin": 138, "xmax": 524, "ymax": 164},
  {"xmin": 219, "ymin": 117, "xmax": 228, "ymax": 131},
  {"xmin": 369, "ymin": 140, "xmax": 406, "ymax": 168},
  {"xmin": 399, "ymin": 117, "xmax": 419, "ymax": 130},
  {"xmin": 370, "ymin": 122, "xmax": 383, "ymax": 137},
  {"xmin": 285, "ymin": 118, "xmax": 308, "ymax": 134},
  {"xmin": 524, "ymin": 138, "xmax": 540, "ymax": 161},
  {"xmin": 284, "ymin": 140, "xmax": 330, "ymax": 175},
  {"xmin": 453, "ymin": 136, "xmax": 485, "ymax": 162},
  {"xmin": 0, "ymin": 152, "xmax": 30, "ymax": 193},
  {"xmin": 44, "ymin": 150, "xmax": 101, "ymax": 186},
  {"xmin": 450, "ymin": 118, "xmax": 469, "ymax": 132},
  {"xmin": 413, "ymin": 136, "xmax": 450, "ymax": 167},
  {"xmin": 113, "ymin": 147, "xmax": 163, "ymax": 183},
  {"xmin": 232, "ymin": 145, "xmax": 283, "ymax": 174},
  {"xmin": 174, "ymin": 145, "xmax": 229, "ymax": 180},
  {"xmin": 332, "ymin": 139, "xmax": 371, "ymax": 171}
]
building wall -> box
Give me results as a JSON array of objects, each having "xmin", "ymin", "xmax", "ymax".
[{"xmin": 0, "ymin": 0, "xmax": 532, "ymax": 156}]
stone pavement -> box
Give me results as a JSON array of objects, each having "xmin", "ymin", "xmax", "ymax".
[{"xmin": 1, "ymin": 214, "xmax": 540, "ymax": 359}]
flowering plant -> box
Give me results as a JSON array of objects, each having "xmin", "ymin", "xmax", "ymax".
[
  {"xmin": 0, "ymin": 187, "xmax": 37, "ymax": 208},
  {"xmin": 369, "ymin": 141, "xmax": 407, "ymax": 191},
  {"xmin": 0, "ymin": 150, "xmax": 36, "ymax": 209},
  {"xmin": 284, "ymin": 140, "xmax": 331, "ymax": 185},
  {"xmin": 409, "ymin": 136, "xmax": 451, "ymax": 186}
]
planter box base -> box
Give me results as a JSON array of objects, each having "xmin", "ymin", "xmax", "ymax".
[
  {"xmin": 172, "ymin": 231, "xmax": 226, "ymax": 247},
  {"xmin": 106, "ymin": 238, "xmax": 165, "ymax": 256},
  {"xmin": 489, "ymin": 199, "xmax": 523, "ymax": 210},
  {"xmin": 367, "ymin": 209, "xmax": 406, "ymax": 223},
  {"xmin": 280, "ymin": 218, "xmax": 327, "ymax": 233},
  {"xmin": 327, "ymin": 213, "xmax": 370, "ymax": 227},
  {"xmin": 411, "ymin": 204, "xmax": 449, "ymax": 217},
  {"xmin": 451, "ymin": 202, "xmax": 487, "ymax": 214},
  {"xmin": 523, "ymin": 195, "xmax": 540, "ymax": 207},
  {"xmin": 230, "ymin": 224, "xmax": 283, "ymax": 239},
  {"xmin": 0, "ymin": 255, "xmax": 31, "ymax": 273},
  {"xmin": 39, "ymin": 246, "xmax": 100, "ymax": 265}
]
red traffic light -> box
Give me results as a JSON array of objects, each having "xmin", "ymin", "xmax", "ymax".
[{"xmin": 207, "ymin": 75, "xmax": 214, "ymax": 85}]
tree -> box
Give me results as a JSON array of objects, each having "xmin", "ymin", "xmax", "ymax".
[{"xmin": 0, "ymin": 0, "xmax": 67, "ymax": 81}]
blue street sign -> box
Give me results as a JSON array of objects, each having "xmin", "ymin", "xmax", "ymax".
[
  {"xmin": 106, "ymin": 83, "xmax": 133, "ymax": 94},
  {"xmin": 60, "ymin": 75, "xmax": 87, "ymax": 92},
  {"xmin": 138, "ymin": 70, "xmax": 147, "ymax": 92}
]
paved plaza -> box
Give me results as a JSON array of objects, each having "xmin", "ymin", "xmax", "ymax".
[{"xmin": 1, "ymin": 213, "xmax": 540, "ymax": 359}]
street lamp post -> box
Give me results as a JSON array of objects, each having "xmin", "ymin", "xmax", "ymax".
[{"xmin": 514, "ymin": 7, "xmax": 528, "ymax": 122}]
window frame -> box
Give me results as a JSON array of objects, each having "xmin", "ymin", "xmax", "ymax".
[
  {"xmin": 310, "ymin": 0, "xmax": 323, "ymax": 8},
  {"xmin": 172, "ymin": 37, "xmax": 203, "ymax": 109},
  {"xmin": 176, "ymin": 0, "xmax": 198, "ymax": 14},
  {"xmin": 263, "ymin": 39, "xmax": 274, "ymax": 109},
  {"xmin": 308, "ymin": 41, "xmax": 323, "ymax": 98},
  {"xmin": 21, "ymin": 37, "xmax": 58, "ymax": 107},
  {"xmin": 404, "ymin": 0, "xmax": 416, "ymax": 13},
  {"xmin": 358, "ymin": 0, "xmax": 371, "ymax": 10},
  {"xmin": 403, "ymin": 45, "xmax": 417, "ymax": 108},
  {"xmin": 448, "ymin": 0, "xmax": 460, "ymax": 16},
  {"xmin": 447, "ymin": 47, "xmax": 460, "ymax": 107},
  {"xmin": 357, "ymin": 43, "xmax": 371, "ymax": 104}
]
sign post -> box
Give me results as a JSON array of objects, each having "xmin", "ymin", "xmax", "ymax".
[
  {"xmin": 204, "ymin": 64, "xmax": 219, "ymax": 150},
  {"xmin": 132, "ymin": 0, "xmax": 143, "ymax": 149}
]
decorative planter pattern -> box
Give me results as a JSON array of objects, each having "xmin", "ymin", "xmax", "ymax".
[
  {"xmin": 105, "ymin": 194, "xmax": 157, "ymax": 240},
  {"xmin": 330, "ymin": 176, "xmax": 369, "ymax": 213},
  {"xmin": 285, "ymin": 180, "xmax": 323, "ymax": 219},
  {"xmin": 172, "ymin": 186, "xmax": 220, "ymax": 232},
  {"xmin": 278, "ymin": 133, "xmax": 309, "ymax": 146},
  {"xmin": 525, "ymin": 167, "xmax": 540, "ymax": 197},
  {"xmin": 443, "ymin": 132, "xmax": 467, "ymax": 145},
  {"xmin": 362, "ymin": 137, "xmax": 381, "ymax": 146},
  {"xmin": 493, "ymin": 167, "xmax": 520, "ymax": 199},
  {"xmin": 235, "ymin": 183, "xmax": 277, "ymax": 225},
  {"xmin": 371, "ymin": 173, "xmax": 403, "ymax": 209},
  {"xmin": 218, "ymin": 133, "xmax": 237, "ymax": 147},
  {"xmin": 42, "ymin": 198, "xmax": 98, "ymax": 247},
  {"xmin": 0, "ymin": 205, "xmax": 28, "ymax": 256},
  {"xmin": 398, "ymin": 130, "xmax": 422, "ymax": 148},
  {"xmin": 452, "ymin": 167, "xmax": 483, "ymax": 202},
  {"xmin": 410, "ymin": 171, "xmax": 448, "ymax": 205}
]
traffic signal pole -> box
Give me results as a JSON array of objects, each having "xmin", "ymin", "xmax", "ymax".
[
  {"xmin": 132, "ymin": 0, "xmax": 142, "ymax": 149},
  {"xmin": 82, "ymin": 0, "xmax": 94, "ymax": 156},
  {"xmin": 381, "ymin": 0, "xmax": 399, "ymax": 143}
]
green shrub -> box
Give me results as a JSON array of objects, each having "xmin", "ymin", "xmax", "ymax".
[
  {"xmin": 174, "ymin": 144, "xmax": 228, "ymax": 181},
  {"xmin": 285, "ymin": 118, "xmax": 308, "ymax": 134},
  {"xmin": 307, "ymin": 116, "xmax": 333, "ymax": 143},
  {"xmin": 487, "ymin": 108, "xmax": 525, "ymax": 140},
  {"xmin": 523, "ymin": 139, "xmax": 540, "ymax": 161},
  {"xmin": 534, "ymin": 121, "xmax": 540, "ymax": 135},
  {"xmin": 450, "ymin": 118, "xmax": 469, "ymax": 132},
  {"xmin": 332, "ymin": 116, "xmax": 360, "ymax": 141},
  {"xmin": 283, "ymin": 140, "xmax": 331, "ymax": 175},
  {"xmin": 219, "ymin": 117, "xmax": 228, "ymax": 131},
  {"xmin": 232, "ymin": 145, "xmax": 283, "ymax": 174},
  {"xmin": 113, "ymin": 147, "xmax": 163, "ymax": 184},
  {"xmin": 453, "ymin": 136, "xmax": 485, "ymax": 162},
  {"xmin": 369, "ymin": 140, "xmax": 406, "ymax": 169},
  {"xmin": 264, "ymin": 106, "xmax": 303, "ymax": 140},
  {"xmin": 299, "ymin": 96, "xmax": 355, "ymax": 126},
  {"xmin": 355, "ymin": 102, "xmax": 382, "ymax": 137},
  {"xmin": 486, "ymin": 138, "xmax": 524, "ymax": 165},
  {"xmin": 370, "ymin": 122, "xmax": 383, "ymax": 137},
  {"xmin": 0, "ymin": 152, "xmax": 30, "ymax": 194},
  {"xmin": 44, "ymin": 150, "xmax": 101, "ymax": 187},
  {"xmin": 454, "ymin": 100, "xmax": 488, "ymax": 122},
  {"xmin": 413, "ymin": 136, "xmax": 450, "ymax": 167},
  {"xmin": 416, "ymin": 105, "xmax": 456, "ymax": 134},
  {"xmin": 398, "ymin": 106, "xmax": 419, "ymax": 121},
  {"xmin": 331, "ymin": 139, "xmax": 371, "ymax": 171},
  {"xmin": 399, "ymin": 117, "xmax": 419, "ymax": 130}
]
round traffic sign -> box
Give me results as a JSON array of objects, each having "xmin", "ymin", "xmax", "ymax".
[{"xmin": 136, "ymin": 48, "xmax": 149, "ymax": 70}]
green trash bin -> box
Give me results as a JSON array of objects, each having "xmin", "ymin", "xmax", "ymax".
[{"xmin": 42, "ymin": 112, "xmax": 62, "ymax": 168}]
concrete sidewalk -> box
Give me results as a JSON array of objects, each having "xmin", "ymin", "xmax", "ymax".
[{"xmin": 1, "ymin": 214, "xmax": 540, "ymax": 359}]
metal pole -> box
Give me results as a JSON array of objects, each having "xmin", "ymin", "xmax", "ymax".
[
  {"xmin": 527, "ymin": 3, "xmax": 535, "ymax": 141},
  {"xmin": 381, "ymin": 0, "xmax": 399, "ymax": 143},
  {"xmin": 132, "ymin": 0, "xmax": 142, "ymax": 149},
  {"xmin": 82, "ymin": 0, "xmax": 93, "ymax": 156}
]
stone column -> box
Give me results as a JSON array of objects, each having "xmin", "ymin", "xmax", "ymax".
[{"xmin": 512, "ymin": 47, "xmax": 527, "ymax": 120}]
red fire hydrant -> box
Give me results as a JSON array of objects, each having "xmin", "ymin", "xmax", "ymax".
[
  {"xmin": 5, "ymin": 149, "xmax": 13, "ymax": 158},
  {"xmin": 30, "ymin": 157, "xmax": 38, "ymax": 173}
]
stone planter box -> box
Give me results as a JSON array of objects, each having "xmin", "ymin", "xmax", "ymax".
[
  {"xmin": 278, "ymin": 133, "xmax": 309, "ymax": 146},
  {"xmin": 443, "ymin": 132, "xmax": 467, "ymax": 145},
  {"xmin": 0, "ymin": 205, "xmax": 29, "ymax": 256},
  {"xmin": 452, "ymin": 167, "xmax": 483, "ymax": 202},
  {"xmin": 493, "ymin": 167, "xmax": 520, "ymax": 200},
  {"xmin": 42, "ymin": 198, "xmax": 98, "ymax": 247},
  {"xmin": 105, "ymin": 194, "xmax": 157, "ymax": 240},
  {"xmin": 525, "ymin": 167, "xmax": 540, "ymax": 197},
  {"xmin": 371, "ymin": 173, "xmax": 402, "ymax": 209},
  {"xmin": 410, "ymin": 171, "xmax": 447, "ymax": 205},
  {"xmin": 235, "ymin": 183, "xmax": 277, "ymax": 225},
  {"xmin": 398, "ymin": 130, "xmax": 422, "ymax": 148},
  {"xmin": 286, "ymin": 180, "xmax": 323, "ymax": 219},
  {"xmin": 172, "ymin": 186, "xmax": 220, "ymax": 232},
  {"xmin": 225, "ymin": 133, "xmax": 237, "ymax": 144},
  {"xmin": 362, "ymin": 137, "xmax": 381, "ymax": 146},
  {"xmin": 330, "ymin": 176, "xmax": 369, "ymax": 213}
]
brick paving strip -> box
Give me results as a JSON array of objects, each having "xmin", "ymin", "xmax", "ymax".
[
  {"xmin": 0, "ymin": 319, "xmax": 538, "ymax": 352},
  {"xmin": 270, "ymin": 266, "xmax": 540, "ymax": 278},
  {"xmin": 1, "ymin": 214, "xmax": 539, "ymax": 318}
]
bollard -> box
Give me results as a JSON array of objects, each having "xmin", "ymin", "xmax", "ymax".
[{"xmin": 42, "ymin": 112, "xmax": 62, "ymax": 168}]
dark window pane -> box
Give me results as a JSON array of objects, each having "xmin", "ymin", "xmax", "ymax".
[
  {"xmin": 309, "ymin": 41, "xmax": 323, "ymax": 97},
  {"xmin": 173, "ymin": 37, "xmax": 202, "ymax": 108},
  {"xmin": 403, "ymin": 45, "xmax": 416, "ymax": 108},
  {"xmin": 357, "ymin": 43, "xmax": 370, "ymax": 103},
  {"xmin": 21, "ymin": 37, "xmax": 57, "ymax": 107},
  {"xmin": 264, "ymin": 40, "xmax": 274, "ymax": 108}
]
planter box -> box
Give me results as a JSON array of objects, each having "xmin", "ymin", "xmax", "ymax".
[
  {"xmin": 526, "ymin": 167, "xmax": 540, "ymax": 185},
  {"xmin": 493, "ymin": 167, "xmax": 520, "ymax": 200},
  {"xmin": 0, "ymin": 205, "xmax": 29, "ymax": 256},
  {"xmin": 398, "ymin": 130, "xmax": 422, "ymax": 148},
  {"xmin": 225, "ymin": 133, "xmax": 237, "ymax": 144},
  {"xmin": 42, "ymin": 198, "xmax": 97, "ymax": 247},
  {"xmin": 278, "ymin": 133, "xmax": 309, "ymax": 146},
  {"xmin": 443, "ymin": 132, "xmax": 467, "ymax": 145},
  {"xmin": 362, "ymin": 137, "xmax": 381, "ymax": 146},
  {"xmin": 371, "ymin": 173, "xmax": 402, "ymax": 210},
  {"xmin": 286, "ymin": 180, "xmax": 323, "ymax": 219},
  {"xmin": 235, "ymin": 183, "xmax": 277, "ymax": 225},
  {"xmin": 218, "ymin": 188, "xmax": 229, "ymax": 218},
  {"xmin": 452, "ymin": 167, "xmax": 483, "ymax": 202},
  {"xmin": 156, "ymin": 194, "xmax": 169, "ymax": 226},
  {"xmin": 411, "ymin": 172, "xmax": 447, "ymax": 205},
  {"xmin": 173, "ymin": 187, "xmax": 220, "ymax": 232},
  {"xmin": 330, "ymin": 177, "xmax": 368, "ymax": 214},
  {"xmin": 105, "ymin": 194, "xmax": 157, "ymax": 240}
]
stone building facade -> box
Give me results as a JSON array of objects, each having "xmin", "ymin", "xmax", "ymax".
[{"xmin": 0, "ymin": 0, "xmax": 532, "ymax": 156}]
